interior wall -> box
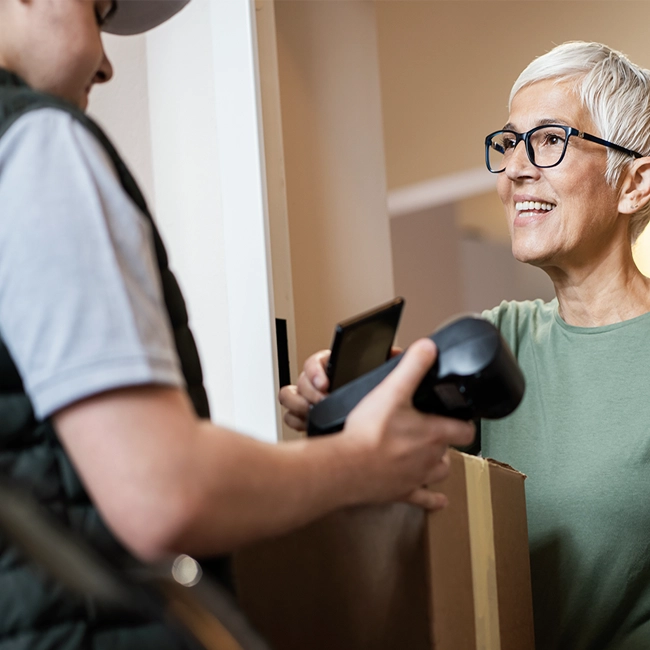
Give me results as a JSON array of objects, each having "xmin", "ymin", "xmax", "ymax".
[
  {"xmin": 89, "ymin": 35, "xmax": 154, "ymax": 208},
  {"xmin": 376, "ymin": 0, "xmax": 650, "ymax": 190},
  {"xmin": 256, "ymin": 0, "xmax": 300, "ymax": 440},
  {"xmin": 378, "ymin": 1, "xmax": 650, "ymax": 338},
  {"xmin": 456, "ymin": 192, "xmax": 510, "ymax": 244},
  {"xmin": 390, "ymin": 204, "xmax": 463, "ymax": 347},
  {"xmin": 391, "ymin": 205, "xmax": 555, "ymax": 347},
  {"xmin": 92, "ymin": 1, "xmax": 283, "ymax": 441},
  {"xmin": 90, "ymin": 15, "xmax": 237, "ymax": 428},
  {"xmin": 460, "ymin": 238, "xmax": 555, "ymax": 315},
  {"xmin": 145, "ymin": 0, "xmax": 238, "ymax": 430},
  {"xmin": 93, "ymin": 2, "xmax": 650, "ymax": 412},
  {"xmin": 275, "ymin": 1, "xmax": 395, "ymax": 367}
]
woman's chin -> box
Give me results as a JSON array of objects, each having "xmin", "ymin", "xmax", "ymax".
[{"xmin": 511, "ymin": 244, "xmax": 552, "ymax": 268}]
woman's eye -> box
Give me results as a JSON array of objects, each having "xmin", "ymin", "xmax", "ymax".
[{"xmin": 544, "ymin": 133, "xmax": 565, "ymax": 146}]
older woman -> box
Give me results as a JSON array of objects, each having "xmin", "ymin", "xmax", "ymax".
[{"xmin": 280, "ymin": 41, "xmax": 650, "ymax": 649}]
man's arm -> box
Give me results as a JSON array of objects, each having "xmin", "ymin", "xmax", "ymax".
[
  {"xmin": 54, "ymin": 339, "xmax": 474, "ymax": 562},
  {"xmin": 0, "ymin": 110, "xmax": 473, "ymax": 562}
]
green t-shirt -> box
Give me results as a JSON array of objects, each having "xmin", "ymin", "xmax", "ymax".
[{"xmin": 482, "ymin": 299, "xmax": 650, "ymax": 650}]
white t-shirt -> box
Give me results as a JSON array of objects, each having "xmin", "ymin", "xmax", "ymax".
[{"xmin": 0, "ymin": 108, "xmax": 184, "ymax": 419}]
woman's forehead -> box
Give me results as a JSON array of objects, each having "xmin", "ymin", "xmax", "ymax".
[{"xmin": 507, "ymin": 79, "xmax": 594, "ymax": 131}]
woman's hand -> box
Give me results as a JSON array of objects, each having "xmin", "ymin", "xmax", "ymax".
[
  {"xmin": 279, "ymin": 350, "xmax": 330, "ymax": 431},
  {"xmin": 279, "ymin": 346, "xmax": 403, "ymax": 431}
]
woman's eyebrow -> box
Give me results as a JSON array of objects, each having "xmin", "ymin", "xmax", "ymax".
[
  {"xmin": 502, "ymin": 118, "xmax": 571, "ymax": 131},
  {"xmin": 537, "ymin": 117, "xmax": 571, "ymax": 126}
]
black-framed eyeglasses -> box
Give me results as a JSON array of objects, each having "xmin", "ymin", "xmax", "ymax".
[{"xmin": 485, "ymin": 124, "xmax": 644, "ymax": 174}]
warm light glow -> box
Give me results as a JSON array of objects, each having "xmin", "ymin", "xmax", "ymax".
[{"xmin": 633, "ymin": 223, "xmax": 650, "ymax": 278}]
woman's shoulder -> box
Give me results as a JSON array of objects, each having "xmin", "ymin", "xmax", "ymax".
[
  {"xmin": 481, "ymin": 298, "xmax": 557, "ymax": 348},
  {"xmin": 482, "ymin": 298, "xmax": 556, "ymax": 323}
]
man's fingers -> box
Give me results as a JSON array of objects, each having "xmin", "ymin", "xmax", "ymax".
[
  {"xmin": 422, "ymin": 414, "xmax": 476, "ymax": 449},
  {"xmin": 372, "ymin": 338, "xmax": 437, "ymax": 406},
  {"xmin": 405, "ymin": 488, "xmax": 449, "ymax": 511},
  {"xmin": 425, "ymin": 451, "xmax": 451, "ymax": 484}
]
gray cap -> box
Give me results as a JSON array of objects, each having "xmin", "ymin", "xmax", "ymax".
[{"xmin": 102, "ymin": 0, "xmax": 191, "ymax": 36}]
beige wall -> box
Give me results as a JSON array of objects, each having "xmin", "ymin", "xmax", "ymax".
[
  {"xmin": 96, "ymin": 1, "xmax": 287, "ymax": 441},
  {"xmin": 90, "ymin": 35, "xmax": 154, "ymax": 207},
  {"xmin": 457, "ymin": 191, "xmax": 510, "ymax": 243},
  {"xmin": 391, "ymin": 204, "xmax": 463, "ymax": 346},
  {"xmin": 377, "ymin": 1, "xmax": 650, "ymax": 190},
  {"xmin": 377, "ymin": 1, "xmax": 650, "ymax": 330},
  {"xmin": 275, "ymin": 1, "xmax": 395, "ymax": 367},
  {"xmin": 274, "ymin": 1, "xmax": 650, "ymax": 370},
  {"xmin": 391, "ymin": 203, "xmax": 554, "ymax": 347}
]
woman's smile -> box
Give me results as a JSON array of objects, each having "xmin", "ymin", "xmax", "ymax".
[{"xmin": 513, "ymin": 194, "xmax": 556, "ymax": 225}]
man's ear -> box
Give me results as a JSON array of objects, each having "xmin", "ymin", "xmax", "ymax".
[{"xmin": 619, "ymin": 157, "xmax": 650, "ymax": 214}]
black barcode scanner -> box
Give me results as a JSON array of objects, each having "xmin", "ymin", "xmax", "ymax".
[{"xmin": 307, "ymin": 316, "xmax": 525, "ymax": 436}]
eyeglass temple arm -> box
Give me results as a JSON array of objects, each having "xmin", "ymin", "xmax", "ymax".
[{"xmin": 577, "ymin": 130, "xmax": 643, "ymax": 159}]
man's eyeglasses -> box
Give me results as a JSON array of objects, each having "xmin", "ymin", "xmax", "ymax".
[{"xmin": 484, "ymin": 124, "xmax": 643, "ymax": 174}]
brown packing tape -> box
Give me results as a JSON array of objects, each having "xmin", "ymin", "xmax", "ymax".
[{"xmin": 464, "ymin": 454, "xmax": 501, "ymax": 650}]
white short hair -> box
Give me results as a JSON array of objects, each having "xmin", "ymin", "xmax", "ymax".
[{"xmin": 510, "ymin": 41, "xmax": 650, "ymax": 243}]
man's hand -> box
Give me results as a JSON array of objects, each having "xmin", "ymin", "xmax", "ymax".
[
  {"xmin": 337, "ymin": 339, "xmax": 474, "ymax": 510},
  {"xmin": 54, "ymin": 342, "xmax": 473, "ymax": 561},
  {"xmin": 279, "ymin": 339, "xmax": 475, "ymax": 510}
]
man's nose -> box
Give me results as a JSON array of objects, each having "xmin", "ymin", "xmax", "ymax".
[{"xmin": 95, "ymin": 51, "xmax": 114, "ymax": 85}]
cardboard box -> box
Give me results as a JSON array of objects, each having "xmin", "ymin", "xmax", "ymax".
[{"xmin": 234, "ymin": 450, "xmax": 535, "ymax": 650}]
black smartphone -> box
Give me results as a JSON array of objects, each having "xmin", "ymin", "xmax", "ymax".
[{"xmin": 326, "ymin": 297, "xmax": 404, "ymax": 392}]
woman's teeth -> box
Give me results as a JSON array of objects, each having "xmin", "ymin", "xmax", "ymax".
[{"xmin": 515, "ymin": 201, "xmax": 555, "ymax": 212}]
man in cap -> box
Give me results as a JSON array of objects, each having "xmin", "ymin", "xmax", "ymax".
[{"xmin": 0, "ymin": 1, "xmax": 474, "ymax": 647}]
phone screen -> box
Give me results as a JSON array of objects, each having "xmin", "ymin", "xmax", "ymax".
[{"xmin": 327, "ymin": 298, "xmax": 404, "ymax": 392}]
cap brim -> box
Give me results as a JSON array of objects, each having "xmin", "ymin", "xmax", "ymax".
[{"xmin": 102, "ymin": 0, "xmax": 191, "ymax": 36}]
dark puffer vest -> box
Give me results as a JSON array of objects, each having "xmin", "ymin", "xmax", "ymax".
[{"xmin": 0, "ymin": 69, "xmax": 222, "ymax": 649}]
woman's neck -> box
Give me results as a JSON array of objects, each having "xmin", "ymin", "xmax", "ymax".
[{"xmin": 548, "ymin": 249, "xmax": 650, "ymax": 326}]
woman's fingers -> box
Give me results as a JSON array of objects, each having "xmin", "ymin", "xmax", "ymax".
[
  {"xmin": 302, "ymin": 349, "xmax": 331, "ymax": 393},
  {"xmin": 279, "ymin": 350, "xmax": 332, "ymax": 431}
]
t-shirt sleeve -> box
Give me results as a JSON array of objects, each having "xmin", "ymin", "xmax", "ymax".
[
  {"xmin": 481, "ymin": 305, "xmax": 500, "ymax": 326},
  {"xmin": 0, "ymin": 108, "xmax": 184, "ymax": 419}
]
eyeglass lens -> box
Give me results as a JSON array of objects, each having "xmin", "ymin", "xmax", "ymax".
[{"xmin": 487, "ymin": 126, "xmax": 569, "ymax": 172}]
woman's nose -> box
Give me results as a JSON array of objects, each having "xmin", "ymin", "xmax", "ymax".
[{"xmin": 504, "ymin": 141, "xmax": 539, "ymax": 181}]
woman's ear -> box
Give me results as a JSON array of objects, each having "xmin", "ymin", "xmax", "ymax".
[{"xmin": 619, "ymin": 157, "xmax": 650, "ymax": 214}]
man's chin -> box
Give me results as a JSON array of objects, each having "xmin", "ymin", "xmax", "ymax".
[{"xmin": 77, "ymin": 91, "xmax": 89, "ymax": 111}]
